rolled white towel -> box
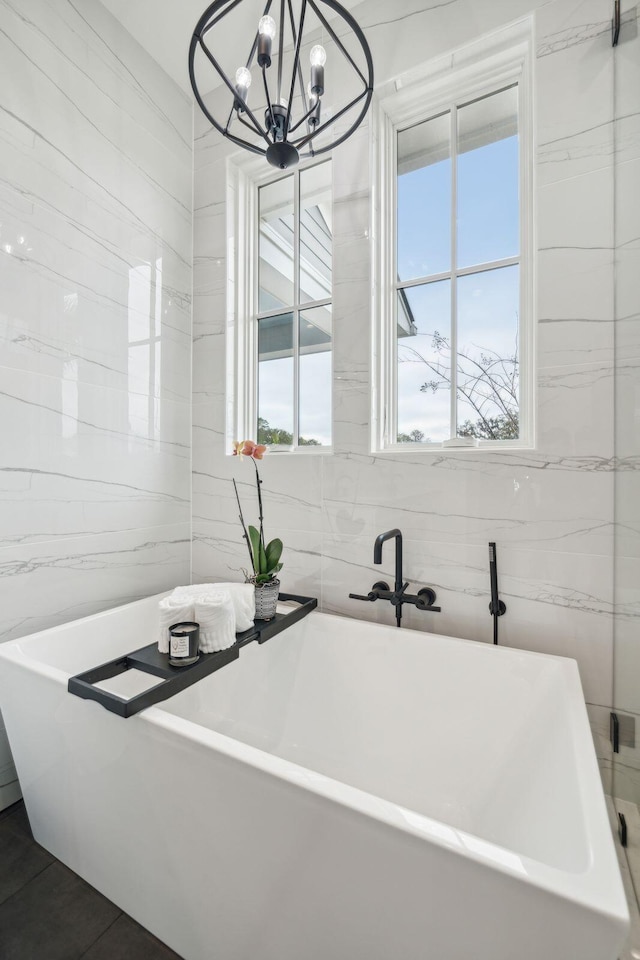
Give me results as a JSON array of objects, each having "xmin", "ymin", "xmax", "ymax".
[
  {"xmin": 158, "ymin": 597, "xmax": 195, "ymax": 654},
  {"xmin": 195, "ymin": 591, "xmax": 236, "ymax": 653},
  {"xmin": 173, "ymin": 582, "xmax": 255, "ymax": 632}
]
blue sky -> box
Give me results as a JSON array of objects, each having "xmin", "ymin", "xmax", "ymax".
[{"xmin": 397, "ymin": 132, "xmax": 520, "ymax": 439}]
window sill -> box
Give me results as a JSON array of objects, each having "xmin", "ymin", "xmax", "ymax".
[
  {"xmin": 252, "ymin": 445, "xmax": 332, "ymax": 456},
  {"xmin": 377, "ymin": 441, "xmax": 535, "ymax": 455}
]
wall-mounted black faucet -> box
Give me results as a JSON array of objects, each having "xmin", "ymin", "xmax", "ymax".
[{"xmin": 349, "ymin": 528, "xmax": 441, "ymax": 627}]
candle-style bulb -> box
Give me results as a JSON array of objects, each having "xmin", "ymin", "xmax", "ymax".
[
  {"xmin": 258, "ymin": 15, "xmax": 277, "ymax": 39},
  {"xmin": 309, "ymin": 46, "xmax": 325, "ymax": 97},
  {"xmin": 258, "ymin": 15, "xmax": 276, "ymax": 67},
  {"xmin": 235, "ymin": 67, "xmax": 252, "ymax": 89},
  {"xmin": 234, "ymin": 67, "xmax": 251, "ymax": 112},
  {"xmin": 310, "ymin": 45, "xmax": 326, "ymax": 67}
]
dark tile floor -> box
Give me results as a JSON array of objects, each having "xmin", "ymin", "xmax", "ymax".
[{"xmin": 0, "ymin": 800, "xmax": 183, "ymax": 960}]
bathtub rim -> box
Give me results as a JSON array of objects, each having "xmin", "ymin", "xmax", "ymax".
[{"xmin": 0, "ymin": 594, "xmax": 628, "ymax": 932}]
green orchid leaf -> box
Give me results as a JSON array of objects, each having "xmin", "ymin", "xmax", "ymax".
[
  {"xmin": 248, "ymin": 525, "xmax": 261, "ymax": 574},
  {"xmin": 265, "ymin": 538, "xmax": 283, "ymax": 570}
]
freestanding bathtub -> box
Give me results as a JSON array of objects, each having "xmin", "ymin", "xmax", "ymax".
[{"xmin": 0, "ymin": 593, "xmax": 628, "ymax": 960}]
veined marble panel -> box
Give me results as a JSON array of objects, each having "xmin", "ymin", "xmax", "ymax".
[
  {"xmin": 0, "ymin": 110, "xmax": 191, "ymax": 290},
  {"xmin": 30, "ymin": 0, "xmax": 192, "ymax": 149},
  {"xmin": 192, "ymin": 399, "xmax": 227, "ymax": 469},
  {"xmin": 193, "ymin": 152, "xmax": 227, "ymax": 218},
  {"xmin": 615, "ymin": 251, "xmax": 640, "ymax": 359},
  {"xmin": 614, "ymin": 558, "xmax": 640, "ymax": 714},
  {"xmin": 0, "ymin": 523, "xmax": 190, "ymax": 644},
  {"xmin": 321, "ymin": 451, "xmax": 615, "ymax": 556},
  {"xmin": 0, "ymin": 3, "xmax": 192, "ymax": 250},
  {"xmin": 0, "ymin": 184, "xmax": 191, "ymax": 400},
  {"xmin": 537, "ymin": 359, "xmax": 614, "ymax": 458},
  {"xmin": 615, "ymin": 356, "xmax": 640, "ymax": 462},
  {"xmin": 321, "ymin": 534, "xmax": 613, "ymax": 706},
  {"xmin": 615, "ymin": 3, "xmax": 640, "ymax": 116},
  {"xmin": 537, "ymin": 247, "xmax": 614, "ymax": 367},
  {"xmin": 616, "ymin": 157, "xmax": 640, "ymax": 252},
  {"xmin": 538, "ymin": 164, "xmax": 613, "ymax": 252},
  {"xmin": 0, "ymin": 367, "xmax": 190, "ymax": 547},
  {"xmin": 536, "ymin": 1, "xmax": 614, "ymax": 187},
  {"xmin": 192, "ymin": 326, "xmax": 226, "ymax": 406},
  {"xmin": 193, "ymin": 259, "xmax": 226, "ymax": 303},
  {"xmin": 535, "ymin": 0, "xmax": 611, "ymax": 59},
  {"xmin": 614, "ymin": 470, "xmax": 640, "ymax": 561}
]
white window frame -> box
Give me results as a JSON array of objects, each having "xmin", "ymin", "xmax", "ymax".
[
  {"xmin": 227, "ymin": 151, "xmax": 333, "ymax": 454},
  {"xmin": 373, "ymin": 17, "xmax": 535, "ymax": 453}
]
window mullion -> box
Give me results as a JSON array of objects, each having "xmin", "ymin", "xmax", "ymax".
[{"xmin": 450, "ymin": 106, "xmax": 458, "ymax": 439}]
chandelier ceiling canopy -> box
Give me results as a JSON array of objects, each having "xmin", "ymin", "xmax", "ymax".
[{"xmin": 189, "ymin": 0, "xmax": 374, "ymax": 169}]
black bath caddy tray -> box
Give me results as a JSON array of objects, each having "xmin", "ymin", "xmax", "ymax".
[{"xmin": 68, "ymin": 593, "xmax": 317, "ymax": 719}]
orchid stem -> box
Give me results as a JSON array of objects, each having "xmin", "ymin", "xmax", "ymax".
[
  {"xmin": 252, "ymin": 457, "xmax": 266, "ymax": 551},
  {"xmin": 233, "ymin": 478, "xmax": 255, "ymax": 572}
]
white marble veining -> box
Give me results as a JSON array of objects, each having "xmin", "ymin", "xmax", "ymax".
[{"xmin": 0, "ymin": 0, "xmax": 192, "ymax": 804}]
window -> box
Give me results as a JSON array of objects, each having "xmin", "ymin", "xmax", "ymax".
[
  {"xmin": 255, "ymin": 161, "xmax": 332, "ymax": 449},
  {"xmin": 375, "ymin": 22, "xmax": 533, "ymax": 450}
]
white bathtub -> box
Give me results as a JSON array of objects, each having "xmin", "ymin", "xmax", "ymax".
[{"xmin": 0, "ymin": 594, "xmax": 628, "ymax": 960}]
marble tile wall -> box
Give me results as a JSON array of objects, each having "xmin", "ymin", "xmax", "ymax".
[
  {"xmin": 612, "ymin": 1, "xmax": 640, "ymax": 804},
  {"xmin": 192, "ymin": 0, "xmax": 620, "ymax": 788},
  {"xmin": 0, "ymin": 0, "xmax": 193, "ymax": 808}
]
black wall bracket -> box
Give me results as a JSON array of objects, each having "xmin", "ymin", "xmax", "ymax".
[
  {"xmin": 613, "ymin": 0, "xmax": 621, "ymax": 46},
  {"xmin": 619, "ymin": 811, "xmax": 628, "ymax": 848},
  {"xmin": 610, "ymin": 711, "xmax": 636, "ymax": 752},
  {"xmin": 611, "ymin": 711, "xmax": 620, "ymax": 752}
]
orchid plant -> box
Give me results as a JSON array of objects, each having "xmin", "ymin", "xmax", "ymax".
[{"xmin": 232, "ymin": 440, "xmax": 283, "ymax": 585}]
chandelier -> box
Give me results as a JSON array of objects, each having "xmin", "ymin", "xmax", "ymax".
[{"xmin": 189, "ymin": 0, "xmax": 374, "ymax": 169}]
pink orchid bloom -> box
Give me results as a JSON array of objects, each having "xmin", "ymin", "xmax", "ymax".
[{"xmin": 232, "ymin": 440, "xmax": 267, "ymax": 460}]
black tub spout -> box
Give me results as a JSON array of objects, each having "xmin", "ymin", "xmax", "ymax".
[
  {"xmin": 349, "ymin": 528, "xmax": 441, "ymax": 627},
  {"xmin": 374, "ymin": 529, "xmax": 403, "ymax": 596}
]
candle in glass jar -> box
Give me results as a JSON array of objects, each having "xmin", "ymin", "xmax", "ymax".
[{"xmin": 168, "ymin": 622, "xmax": 200, "ymax": 667}]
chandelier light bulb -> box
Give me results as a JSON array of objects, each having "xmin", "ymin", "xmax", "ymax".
[
  {"xmin": 310, "ymin": 45, "xmax": 326, "ymax": 67},
  {"xmin": 258, "ymin": 15, "xmax": 277, "ymax": 39},
  {"xmin": 235, "ymin": 67, "xmax": 252, "ymax": 89}
]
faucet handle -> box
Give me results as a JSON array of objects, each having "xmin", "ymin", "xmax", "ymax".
[
  {"xmin": 372, "ymin": 581, "xmax": 390, "ymax": 594},
  {"xmin": 349, "ymin": 592, "xmax": 376, "ymax": 602},
  {"xmin": 416, "ymin": 587, "xmax": 438, "ymax": 610}
]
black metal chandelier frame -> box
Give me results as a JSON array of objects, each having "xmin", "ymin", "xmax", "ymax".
[{"xmin": 189, "ymin": 0, "xmax": 374, "ymax": 169}]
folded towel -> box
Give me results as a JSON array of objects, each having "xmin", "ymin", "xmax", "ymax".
[
  {"xmin": 195, "ymin": 591, "xmax": 235, "ymax": 653},
  {"xmin": 173, "ymin": 582, "xmax": 255, "ymax": 632},
  {"xmin": 158, "ymin": 597, "xmax": 195, "ymax": 654}
]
